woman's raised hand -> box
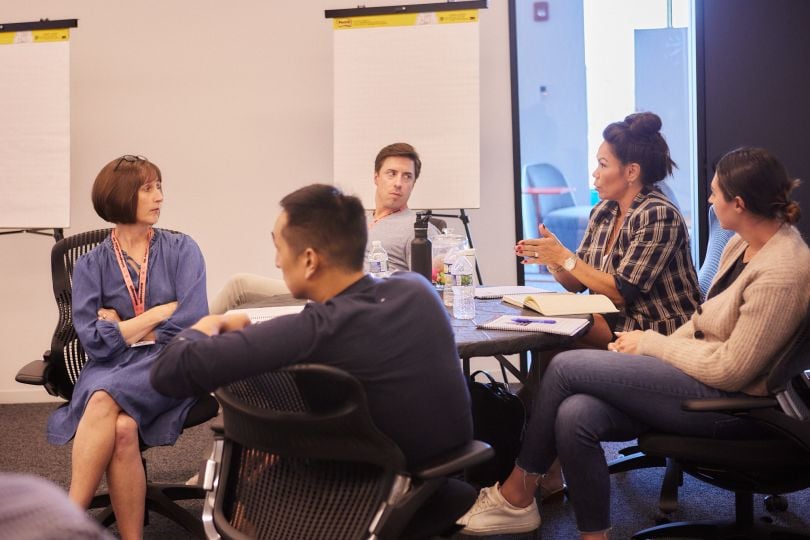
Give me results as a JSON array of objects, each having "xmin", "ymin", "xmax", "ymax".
[{"xmin": 516, "ymin": 224, "xmax": 568, "ymax": 265}]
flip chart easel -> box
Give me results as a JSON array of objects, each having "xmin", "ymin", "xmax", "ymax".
[{"xmin": 0, "ymin": 18, "xmax": 77, "ymax": 242}]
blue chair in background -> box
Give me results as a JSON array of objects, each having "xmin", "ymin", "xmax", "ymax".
[
  {"xmin": 522, "ymin": 163, "xmax": 592, "ymax": 253},
  {"xmin": 522, "ymin": 164, "xmax": 686, "ymax": 256},
  {"xmin": 697, "ymin": 204, "xmax": 735, "ymax": 300}
]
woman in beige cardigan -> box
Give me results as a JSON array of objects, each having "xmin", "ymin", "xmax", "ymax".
[{"xmin": 458, "ymin": 147, "xmax": 810, "ymax": 539}]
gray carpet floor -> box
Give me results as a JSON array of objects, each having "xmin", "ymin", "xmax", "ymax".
[{"xmin": 2, "ymin": 402, "xmax": 810, "ymax": 539}]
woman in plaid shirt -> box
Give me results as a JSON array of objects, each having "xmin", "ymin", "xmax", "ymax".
[{"xmin": 518, "ymin": 112, "xmax": 700, "ymax": 349}]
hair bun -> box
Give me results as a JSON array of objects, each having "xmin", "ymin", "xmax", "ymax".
[
  {"xmin": 625, "ymin": 112, "xmax": 662, "ymax": 136},
  {"xmin": 784, "ymin": 200, "xmax": 801, "ymax": 224}
]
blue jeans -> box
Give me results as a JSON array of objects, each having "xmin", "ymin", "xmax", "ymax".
[{"xmin": 516, "ymin": 349, "xmax": 769, "ymax": 533}]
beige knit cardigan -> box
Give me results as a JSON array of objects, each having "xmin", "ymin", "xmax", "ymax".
[{"xmin": 638, "ymin": 224, "xmax": 810, "ymax": 396}]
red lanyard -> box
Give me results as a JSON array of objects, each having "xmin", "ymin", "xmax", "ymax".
[{"xmin": 110, "ymin": 228, "xmax": 153, "ymax": 316}]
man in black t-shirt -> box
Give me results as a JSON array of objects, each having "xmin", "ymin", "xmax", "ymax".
[{"xmin": 151, "ymin": 183, "xmax": 471, "ymax": 467}]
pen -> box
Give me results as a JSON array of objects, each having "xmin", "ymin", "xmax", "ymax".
[{"xmin": 511, "ymin": 317, "xmax": 555, "ymax": 324}]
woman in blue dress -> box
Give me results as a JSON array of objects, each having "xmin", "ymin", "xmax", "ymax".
[{"xmin": 47, "ymin": 155, "xmax": 208, "ymax": 539}]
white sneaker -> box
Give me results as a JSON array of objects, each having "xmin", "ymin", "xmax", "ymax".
[{"xmin": 457, "ymin": 482, "xmax": 541, "ymax": 536}]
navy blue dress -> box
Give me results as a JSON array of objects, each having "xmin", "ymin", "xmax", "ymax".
[{"xmin": 47, "ymin": 228, "xmax": 208, "ymax": 446}]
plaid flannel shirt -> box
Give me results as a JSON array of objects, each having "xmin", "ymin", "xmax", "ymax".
[{"xmin": 577, "ymin": 188, "xmax": 700, "ymax": 334}]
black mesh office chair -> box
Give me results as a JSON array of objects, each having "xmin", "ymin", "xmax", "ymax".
[
  {"xmin": 16, "ymin": 228, "xmax": 218, "ymax": 538},
  {"xmin": 201, "ymin": 363, "xmax": 493, "ymax": 540},
  {"xmin": 631, "ymin": 309, "xmax": 810, "ymax": 539}
]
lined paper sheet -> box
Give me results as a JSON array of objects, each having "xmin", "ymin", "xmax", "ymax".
[{"xmin": 226, "ymin": 305, "xmax": 305, "ymax": 324}]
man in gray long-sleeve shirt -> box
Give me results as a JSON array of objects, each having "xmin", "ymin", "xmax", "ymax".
[{"xmin": 151, "ymin": 183, "xmax": 471, "ymax": 467}]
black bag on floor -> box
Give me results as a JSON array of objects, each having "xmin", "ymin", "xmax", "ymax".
[{"xmin": 465, "ymin": 366, "xmax": 526, "ymax": 486}]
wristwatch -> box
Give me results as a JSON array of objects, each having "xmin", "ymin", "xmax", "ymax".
[{"xmin": 562, "ymin": 254, "xmax": 577, "ymax": 272}]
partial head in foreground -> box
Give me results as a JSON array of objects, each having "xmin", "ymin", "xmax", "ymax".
[{"xmin": 274, "ymin": 184, "xmax": 367, "ymax": 296}]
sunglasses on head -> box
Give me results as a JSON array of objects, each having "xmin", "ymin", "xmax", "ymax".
[{"xmin": 113, "ymin": 154, "xmax": 148, "ymax": 172}]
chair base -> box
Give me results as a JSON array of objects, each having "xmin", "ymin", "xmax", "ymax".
[
  {"xmin": 633, "ymin": 518, "xmax": 810, "ymax": 539},
  {"xmin": 91, "ymin": 483, "xmax": 205, "ymax": 538},
  {"xmin": 608, "ymin": 452, "xmax": 682, "ymax": 515},
  {"xmin": 633, "ymin": 491, "xmax": 809, "ymax": 540},
  {"xmin": 607, "ymin": 450, "xmax": 666, "ymax": 474}
]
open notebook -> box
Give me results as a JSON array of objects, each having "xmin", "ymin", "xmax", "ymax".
[
  {"xmin": 225, "ymin": 305, "xmax": 305, "ymax": 324},
  {"xmin": 502, "ymin": 293, "xmax": 618, "ymax": 316},
  {"xmin": 478, "ymin": 315, "xmax": 590, "ymax": 336}
]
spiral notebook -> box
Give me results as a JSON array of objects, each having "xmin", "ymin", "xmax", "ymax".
[{"xmin": 477, "ymin": 315, "xmax": 590, "ymax": 336}]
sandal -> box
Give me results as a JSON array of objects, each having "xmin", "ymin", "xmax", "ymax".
[{"xmin": 539, "ymin": 482, "xmax": 567, "ymax": 504}]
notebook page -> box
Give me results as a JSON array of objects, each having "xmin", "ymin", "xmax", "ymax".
[{"xmin": 225, "ymin": 305, "xmax": 305, "ymax": 324}]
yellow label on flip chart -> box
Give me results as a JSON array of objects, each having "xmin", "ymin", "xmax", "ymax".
[
  {"xmin": 334, "ymin": 10, "xmax": 478, "ymax": 30},
  {"xmin": 0, "ymin": 28, "xmax": 70, "ymax": 45},
  {"xmin": 437, "ymin": 10, "xmax": 479, "ymax": 24},
  {"xmin": 33, "ymin": 29, "xmax": 70, "ymax": 42}
]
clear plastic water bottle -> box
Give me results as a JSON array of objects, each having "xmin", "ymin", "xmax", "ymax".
[
  {"xmin": 442, "ymin": 248, "xmax": 459, "ymax": 307},
  {"xmin": 451, "ymin": 249, "xmax": 475, "ymax": 319},
  {"xmin": 367, "ymin": 240, "xmax": 389, "ymax": 278}
]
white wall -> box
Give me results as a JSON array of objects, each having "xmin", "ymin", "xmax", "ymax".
[{"xmin": 0, "ymin": 0, "xmax": 516, "ymax": 403}]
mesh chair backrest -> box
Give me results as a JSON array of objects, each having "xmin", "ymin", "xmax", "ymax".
[
  {"xmin": 216, "ymin": 364, "xmax": 405, "ymax": 468},
  {"xmin": 214, "ymin": 364, "xmax": 406, "ymax": 540},
  {"xmin": 47, "ymin": 229, "xmax": 112, "ymax": 399},
  {"xmin": 525, "ymin": 163, "xmax": 576, "ymax": 217}
]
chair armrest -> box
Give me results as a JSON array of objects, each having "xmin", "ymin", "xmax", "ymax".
[
  {"xmin": 210, "ymin": 415, "xmax": 224, "ymax": 435},
  {"xmin": 682, "ymin": 396, "xmax": 778, "ymax": 413},
  {"xmin": 15, "ymin": 359, "xmax": 47, "ymax": 386},
  {"xmin": 411, "ymin": 440, "xmax": 494, "ymax": 480}
]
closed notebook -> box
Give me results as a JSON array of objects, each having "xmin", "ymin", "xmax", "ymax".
[
  {"xmin": 474, "ymin": 285, "xmax": 551, "ymax": 299},
  {"xmin": 477, "ymin": 315, "xmax": 590, "ymax": 336},
  {"xmin": 502, "ymin": 293, "xmax": 618, "ymax": 316}
]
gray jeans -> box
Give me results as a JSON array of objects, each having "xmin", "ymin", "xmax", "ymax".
[{"xmin": 516, "ymin": 349, "xmax": 769, "ymax": 533}]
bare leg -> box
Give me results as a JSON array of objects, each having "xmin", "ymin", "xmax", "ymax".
[
  {"xmin": 498, "ymin": 466, "xmax": 541, "ymax": 508},
  {"xmin": 68, "ymin": 391, "xmax": 119, "ymax": 508},
  {"xmin": 499, "ymin": 466, "xmax": 609, "ymax": 539},
  {"xmin": 107, "ymin": 413, "xmax": 146, "ymax": 540}
]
